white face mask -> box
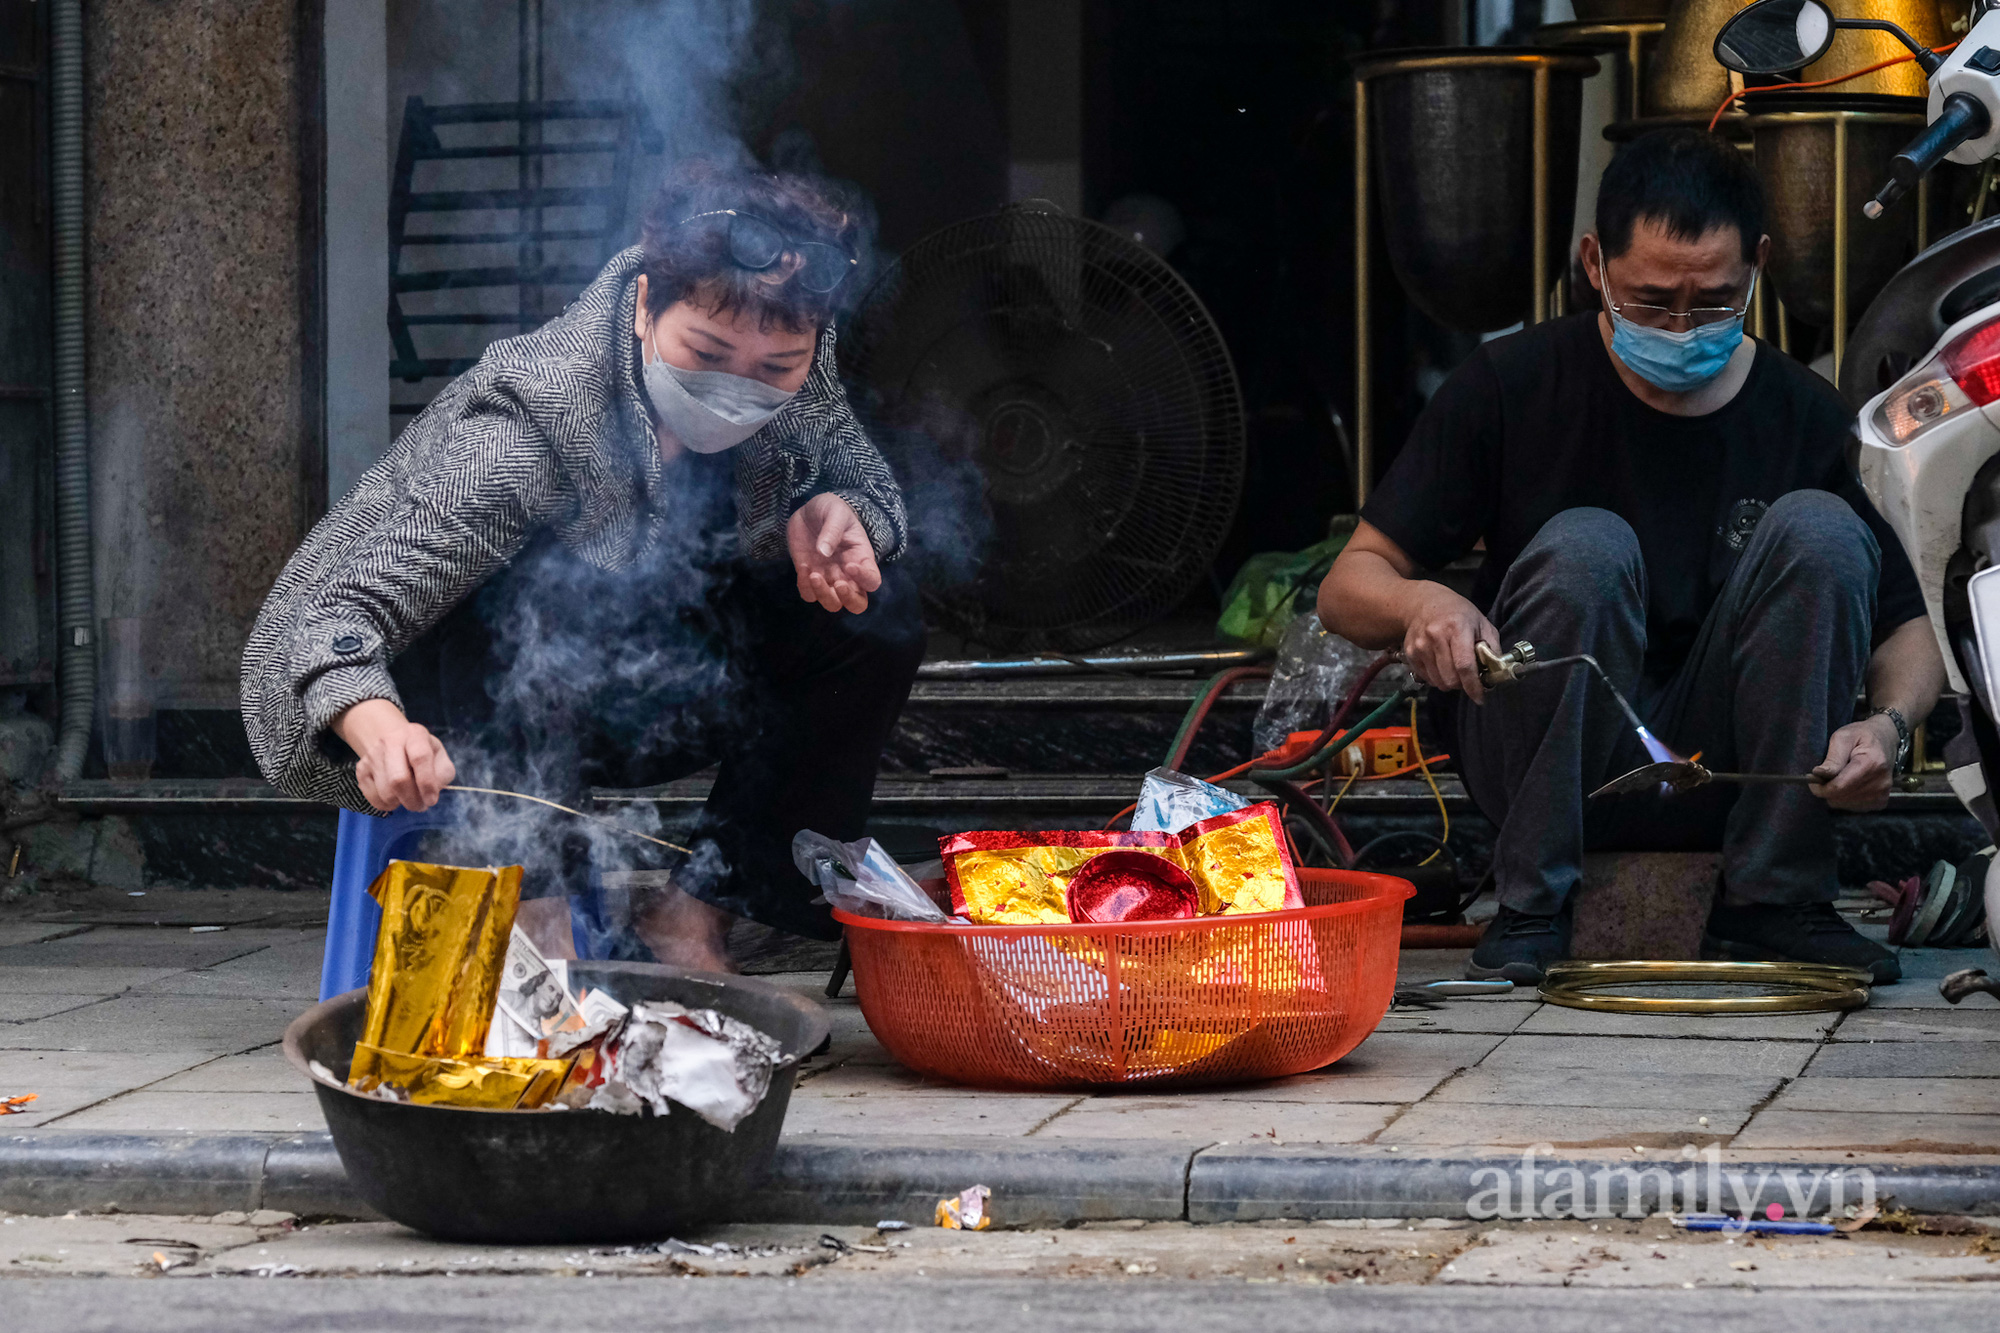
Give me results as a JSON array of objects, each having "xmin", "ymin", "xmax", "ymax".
[{"xmin": 640, "ymin": 326, "xmax": 800, "ymax": 455}]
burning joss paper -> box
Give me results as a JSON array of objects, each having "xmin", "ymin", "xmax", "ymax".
[
  {"xmin": 358, "ymin": 860, "xmax": 522, "ymax": 1060},
  {"xmin": 348, "ymin": 1044, "xmax": 572, "ymax": 1110},
  {"xmin": 488, "ymin": 925, "xmax": 605, "ymax": 1056},
  {"xmin": 347, "ymin": 861, "xmax": 781, "ymax": 1120},
  {"xmin": 588, "ymin": 1000, "xmax": 782, "ymax": 1131},
  {"xmin": 348, "ymin": 859, "xmax": 593, "ymax": 1109}
]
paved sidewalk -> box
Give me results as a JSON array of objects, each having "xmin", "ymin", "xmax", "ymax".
[
  {"xmin": 3, "ymin": 909, "xmax": 1997, "ymax": 1159},
  {"xmin": 2, "ymin": 1211, "xmax": 1996, "ymax": 1286}
]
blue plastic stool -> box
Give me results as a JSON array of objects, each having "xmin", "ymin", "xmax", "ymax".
[
  {"xmin": 319, "ymin": 795, "xmax": 610, "ymax": 1001},
  {"xmin": 319, "ymin": 797, "xmax": 467, "ymax": 1001}
]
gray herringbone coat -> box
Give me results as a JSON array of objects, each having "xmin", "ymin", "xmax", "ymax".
[{"xmin": 240, "ymin": 247, "xmax": 907, "ymax": 812}]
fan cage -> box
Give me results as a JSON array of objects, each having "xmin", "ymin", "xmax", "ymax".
[{"xmin": 842, "ymin": 208, "xmax": 1246, "ymax": 651}]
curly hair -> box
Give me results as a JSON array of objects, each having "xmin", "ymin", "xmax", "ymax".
[{"xmin": 638, "ymin": 159, "xmax": 860, "ymax": 332}]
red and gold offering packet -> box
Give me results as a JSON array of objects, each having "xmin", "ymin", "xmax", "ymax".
[
  {"xmin": 1176, "ymin": 804, "xmax": 1302, "ymax": 915},
  {"xmin": 942, "ymin": 804, "xmax": 1299, "ymax": 925},
  {"xmin": 1064, "ymin": 850, "xmax": 1200, "ymax": 923},
  {"xmin": 941, "ymin": 829, "xmax": 1176, "ymax": 924},
  {"xmin": 358, "ymin": 860, "xmax": 522, "ymax": 1061},
  {"xmin": 348, "ymin": 1043, "xmax": 573, "ymax": 1110}
]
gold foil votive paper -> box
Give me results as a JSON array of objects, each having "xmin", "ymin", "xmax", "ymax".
[
  {"xmin": 349, "ymin": 860, "xmax": 554, "ymax": 1108},
  {"xmin": 347, "ymin": 1043, "xmax": 573, "ymax": 1110},
  {"xmin": 942, "ymin": 804, "xmax": 1300, "ymax": 925}
]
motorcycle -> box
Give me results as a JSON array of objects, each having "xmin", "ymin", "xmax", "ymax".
[{"xmin": 1716, "ymin": 0, "xmax": 2000, "ymax": 989}]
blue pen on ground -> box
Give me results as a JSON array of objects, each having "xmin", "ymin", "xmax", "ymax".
[{"xmin": 1674, "ymin": 1213, "xmax": 1838, "ymax": 1236}]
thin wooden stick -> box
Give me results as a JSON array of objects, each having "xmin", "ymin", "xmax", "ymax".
[{"xmin": 443, "ymin": 785, "xmax": 694, "ymax": 855}]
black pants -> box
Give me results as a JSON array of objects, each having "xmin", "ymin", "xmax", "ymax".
[
  {"xmin": 390, "ymin": 535, "xmax": 926, "ymax": 940},
  {"xmin": 1444, "ymin": 493, "xmax": 1877, "ymax": 915}
]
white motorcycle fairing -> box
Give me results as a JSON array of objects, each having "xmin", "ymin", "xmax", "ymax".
[{"xmin": 1855, "ymin": 303, "xmax": 2000, "ymax": 701}]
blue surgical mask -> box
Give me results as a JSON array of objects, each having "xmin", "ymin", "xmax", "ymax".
[{"xmin": 1600, "ymin": 261, "xmax": 1755, "ymax": 393}]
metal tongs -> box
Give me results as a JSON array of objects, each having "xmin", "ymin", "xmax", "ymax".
[{"xmin": 1589, "ymin": 761, "xmax": 1820, "ymax": 799}]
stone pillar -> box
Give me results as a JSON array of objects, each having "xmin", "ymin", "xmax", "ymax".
[{"xmin": 86, "ymin": 0, "xmax": 317, "ymax": 710}]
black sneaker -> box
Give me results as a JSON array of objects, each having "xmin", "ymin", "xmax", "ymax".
[
  {"xmin": 1703, "ymin": 900, "xmax": 1900, "ymax": 984},
  {"xmin": 1466, "ymin": 906, "xmax": 1571, "ymax": 984}
]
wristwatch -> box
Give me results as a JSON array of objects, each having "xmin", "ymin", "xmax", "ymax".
[{"xmin": 1869, "ymin": 706, "xmax": 1912, "ymax": 774}]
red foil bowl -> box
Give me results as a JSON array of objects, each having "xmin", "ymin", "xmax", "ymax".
[{"xmin": 1064, "ymin": 851, "xmax": 1201, "ymax": 923}]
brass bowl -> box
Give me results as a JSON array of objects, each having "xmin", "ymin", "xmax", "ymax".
[{"xmin": 1540, "ymin": 960, "xmax": 1872, "ymax": 1013}]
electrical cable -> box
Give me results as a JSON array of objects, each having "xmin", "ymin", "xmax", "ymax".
[
  {"xmin": 1162, "ymin": 665, "xmax": 1273, "ymax": 773},
  {"xmin": 1408, "ymin": 698, "xmax": 1448, "ymax": 866},
  {"xmin": 1249, "ymin": 682, "xmax": 1423, "ymax": 782},
  {"xmin": 1348, "ymin": 829, "xmax": 1454, "ymax": 872},
  {"xmin": 1707, "ymin": 41, "xmax": 1958, "ymax": 133},
  {"xmin": 1324, "ymin": 652, "xmax": 1394, "ymax": 738}
]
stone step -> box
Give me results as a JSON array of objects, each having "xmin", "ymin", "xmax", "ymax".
[{"xmin": 50, "ymin": 774, "xmax": 1987, "ymax": 893}]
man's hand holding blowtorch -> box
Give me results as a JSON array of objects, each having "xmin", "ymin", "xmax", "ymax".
[{"xmin": 1318, "ymin": 521, "xmax": 1501, "ymax": 704}]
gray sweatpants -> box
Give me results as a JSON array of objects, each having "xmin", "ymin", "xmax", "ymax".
[{"xmin": 1448, "ymin": 492, "xmax": 1878, "ymax": 915}]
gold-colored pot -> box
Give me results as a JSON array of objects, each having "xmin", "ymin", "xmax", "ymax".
[
  {"xmin": 1803, "ymin": 1, "xmax": 1953, "ymax": 100},
  {"xmin": 1538, "ymin": 18, "xmax": 1668, "ymax": 121},
  {"xmin": 1746, "ymin": 100, "xmax": 1928, "ymax": 338},
  {"xmin": 1646, "ymin": 0, "xmax": 1751, "ymax": 118}
]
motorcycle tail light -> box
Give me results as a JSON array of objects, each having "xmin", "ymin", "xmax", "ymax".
[
  {"xmin": 1944, "ymin": 319, "xmax": 2000, "ymax": 405},
  {"xmin": 1872, "ymin": 316, "xmax": 2000, "ymax": 444}
]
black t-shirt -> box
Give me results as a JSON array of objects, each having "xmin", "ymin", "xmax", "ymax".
[{"xmin": 1360, "ymin": 314, "xmax": 1926, "ymax": 679}]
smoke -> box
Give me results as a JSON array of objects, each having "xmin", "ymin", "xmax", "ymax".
[
  {"xmin": 428, "ymin": 459, "xmax": 741, "ymax": 945},
  {"xmin": 383, "ymin": 1, "xmax": 1001, "ymax": 942}
]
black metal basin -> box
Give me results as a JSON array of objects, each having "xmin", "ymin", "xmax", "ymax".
[{"xmin": 283, "ymin": 962, "xmax": 830, "ymax": 1243}]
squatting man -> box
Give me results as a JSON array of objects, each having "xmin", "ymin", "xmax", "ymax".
[
  {"xmin": 244, "ymin": 162, "xmax": 922, "ymax": 972},
  {"xmin": 1318, "ymin": 129, "xmax": 1944, "ymax": 985}
]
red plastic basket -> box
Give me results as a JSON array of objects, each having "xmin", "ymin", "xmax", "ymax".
[{"xmin": 835, "ymin": 867, "xmax": 1413, "ymax": 1090}]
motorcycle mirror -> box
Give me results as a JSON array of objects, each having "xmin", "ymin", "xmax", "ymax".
[{"xmin": 1713, "ymin": 0, "xmax": 1837, "ymax": 75}]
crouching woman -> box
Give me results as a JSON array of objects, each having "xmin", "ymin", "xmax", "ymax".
[{"xmin": 241, "ymin": 162, "xmax": 923, "ymax": 971}]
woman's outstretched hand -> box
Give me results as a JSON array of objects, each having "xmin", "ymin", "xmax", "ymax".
[
  {"xmin": 333, "ymin": 698, "xmax": 456, "ymax": 813},
  {"xmin": 787, "ymin": 492, "xmax": 881, "ymax": 614}
]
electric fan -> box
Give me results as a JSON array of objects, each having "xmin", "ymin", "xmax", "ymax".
[{"xmin": 841, "ymin": 204, "xmax": 1246, "ymax": 651}]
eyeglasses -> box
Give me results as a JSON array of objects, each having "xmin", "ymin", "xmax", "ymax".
[
  {"xmin": 677, "ymin": 209, "xmax": 856, "ymax": 294},
  {"xmin": 1599, "ymin": 259, "xmax": 1758, "ymax": 330}
]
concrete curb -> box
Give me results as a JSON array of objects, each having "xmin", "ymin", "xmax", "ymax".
[
  {"xmin": 740, "ymin": 1137, "xmax": 1194, "ymax": 1225},
  {"xmin": 5, "ymin": 1132, "xmax": 1998, "ymax": 1224},
  {"xmin": 1188, "ymin": 1145, "xmax": 2000, "ymax": 1223}
]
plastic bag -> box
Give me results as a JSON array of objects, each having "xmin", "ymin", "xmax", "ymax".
[
  {"xmin": 1252, "ymin": 612, "xmax": 1413, "ymax": 756},
  {"xmin": 1131, "ymin": 766, "xmax": 1248, "ymax": 835},
  {"xmin": 792, "ymin": 830, "xmax": 951, "ymax": 922},
  {"xmin": 1215, "ymin": 521, "xmax": 1355, "ymax": 649}
]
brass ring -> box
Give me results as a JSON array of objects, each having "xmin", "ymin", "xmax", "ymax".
[{"xmin": 1539, "ymin": 960, "xmax": 1872, "ymax": 1014}]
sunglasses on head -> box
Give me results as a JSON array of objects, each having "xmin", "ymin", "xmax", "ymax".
[{"xmin": 677, "ymin": 209, "xmax": 856, "ymax": 294}]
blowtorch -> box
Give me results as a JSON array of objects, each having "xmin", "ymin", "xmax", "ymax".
[{"xmin": 1472, "ymin": 641, "xmax": 1823, "ymax": 798}]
